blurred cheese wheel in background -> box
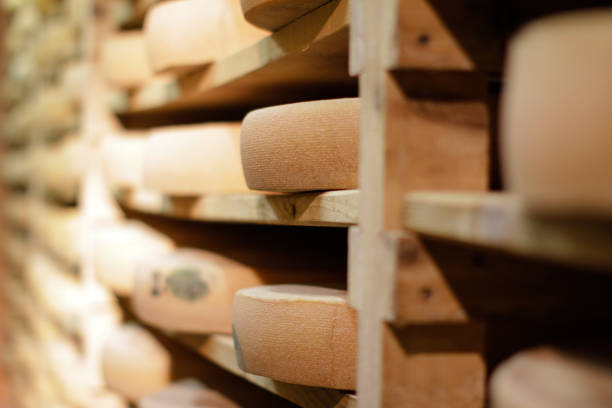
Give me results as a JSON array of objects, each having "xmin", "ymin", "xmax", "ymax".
[
  {"xmin": 240, "ymin": 0, "xmax": 329, "ymax": 31},
  {"xmin": 101, "ymin": 32, "xmax": 154, "ymax": 89},
  {"xmin": 101, "ymin": 131, "xmax": 148, "ymax": 190},
  {"xmin": 143, "ymin": 123, "xmax": 248, "ymax": 195},
  {"xmin": 134, "ymin": 248, "xmax": 333, "ymax": 334},
  {"xmin": 102, "ymin": 324, "xmax": 171, "ymax": 403},
  {"xmin": 94, "ymin": 221, "xmax": 175, "ymax": 296},
  {"xmin": 490, "ymin": 348, "xmax": 612, "ymax": 408},
  {"xmin": 502, "ymin": 10, "xmax": 612, "ymax": 216},
  {"xmin": 144, "ymin": 0, "xmax": 267, "ymax": 74},
  {"xmin": 241, "ymin": 98, "xmax": 360, "ymax": 192},
  {"xmin": 139, "ymin": 379, "xmax": 240, "ymax": 408},
  {"xmin": 232, "ymin": 284, "xmax": 357, "ymax": 389}
]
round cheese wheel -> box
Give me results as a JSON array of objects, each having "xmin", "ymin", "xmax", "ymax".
[
  {"xmin": 134, "ymin": 248, "xmax": 302, "ymax": 334},
  {"xmin": 144, "ymin": 0, "xmax": 267, "ymax": 74},
  {"xmin": 232, "ymin": 284, "xmax": 357, "ymax": 389},
  {"xmin": 241, "ymin": 98, "xmax": 360, "ymax": 192},
  {"xmin": 94, "ymin": 221, "xmax": 175, "ymax": 296},
  {"xmin": 490, "ymin": 348, "xmax": 612, "ymax": 408},
  {"xmin": 142, "ymin": 123, "xmax": 248, "ymax": 195},
  {"xmin": 101, "ymin": 131, "xmax": 148, "ymax": 190},
  {"xmin": 33, "ymin": 135, "xmax": 87, "ymax": 202},
  {"xmin": 102, "ymin": 325, "xmax": 171, "ymax": 403},
  {"xmin": 101, "ymin": 32, "xmax": 154, "ymax": 89},
  {"xmin": 32, "ymin": 204, "xmax": 82, "ymax": 268},
  {"xmin": 139, "ymin": 379, "xmax": 239, "ymax": 408},
  {"xmin": 502, "ymin": 10, "xmax": 612, "ymax": 216},
  {"xmin": 2, "ymin": 148, "xmax": 29, "ymax": 186},
  {"xmin": 240, "ymin": 0, "xmax": 329, "ymax": 31}
]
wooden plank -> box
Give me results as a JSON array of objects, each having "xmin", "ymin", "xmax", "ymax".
[
  {"xmin": 117, "ymin": 0, "xmax": 355, "ymax": 122},
  {"xmin": 404, "ymin": 191, "xmax": 612, "ymax": 269},
  {"xmin": 241, "ymin": 0, "xmax": 332, "ymax": 31},
  {"xmin": 173, "ymin": 333, "xmax": 357, "ymax": 408},
  {"xmin": 117, "ymin": 189, "xmax": 358, "ymax": 227}
]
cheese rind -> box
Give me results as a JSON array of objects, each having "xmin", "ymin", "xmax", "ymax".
[
  {"xmin": 241, "ymin": 98, "xmax": 360, "ymax": 192},
  {"xmin": 502, "ymin": 10, "xmax": 612, "ymax": 215},
  {"xmin": 144, "ymin": 0, "xmax": 267, "ymax": 73},
  {"xmin": 101, "ymin": 32, "xmax": 154, "ymax": 89},
  {"xmin": 101, "ymin": 132, "xmax": 148, "ymax": 190},
  {"xmin": 490, "ymin": 348, "xmax": 612, "ymax": 408},
  {"xmin": 94, "ymin": 221, "xmax": 175, "ymax": 296},
  {"xmin": 232, "ymin": 284, "xmax": 357, "ymax": 389},
  {"xmin": 142, "ymin": 123, "xmax": 248, "ymax": 195},
  {"xmin": 102, "ymin": 325, "xmax": 171, "ymax": 403}
]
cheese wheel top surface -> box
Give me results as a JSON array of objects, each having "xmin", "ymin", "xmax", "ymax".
[{"xmin": 241, "ymin": 98, "xmax": 360, "ymax": 192}]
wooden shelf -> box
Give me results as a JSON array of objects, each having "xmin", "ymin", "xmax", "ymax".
[
  {"xmin": 116, "ymin": 189, "xmax": 358, "ymax": 227},
  {"xmin": 116, "ymin": 0, "xmax": 355, "ymax": 127},
  {"xmin": 171, "ymin": 333, "xmax": 356, "ymax": 408},
  {"xmin": 404, "ymin": 191, "xmax": 612, "ymax": 269}
]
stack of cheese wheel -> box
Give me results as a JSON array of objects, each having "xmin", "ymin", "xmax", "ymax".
[
  {"xmin": 133, "ymin": 248, "xmax": 337, "ymax": 334},
  {"xmin": 32, "ymin": 18, "xmax": 79, "ymax": 70},
  {"xmin": 144, "ymin": 0, "xmax": 267, "ymax": 74},
  {"xmin": 33, "ymin": 204, "xmax": 82, "ymax": 267},
  {"xmin": 94, "ymin": 221, "xmax": 175, "ymax": 296},
  {"xmin": 241, "ymin": 98, "xmax": 360, "ymax": 192},
  {"xmin": 502, "ymin": 10, "xmax": 612, "ymax": 216},
  {"xmin": 101, "ymin": 131, "xmax": 148, "ymax": 190},
  {"xmin": 2, "ymin": 149, "xmax": 29, "ymax": 186},
  {"xmin": 101, "ymin": 31, "xmax": 154, "ymax": 89},
  {"xmin": 33, "ymin": 135, "xmax": 87, "ymax": 202},
  {"xmin": 142, "ymin": 124, "xmax": 248, "ymax": 195},
  {"xmin": 490, "ymin": 348, "xmax": 612, "ymax": 408},
  {"xmin": 240, "ymin": 0, "xmax": 330, "ymax": 31},
  {"xmin": 139, "ymin": 379, "xmax": 240, "ymax": 408},
  {"xmin": 232, "ymin": 284, "xmax": 357, "ymax": 389},
  {"xmin": 26, "ymin": 251, "xmax": 83, "ymax": 334},
  {"xmin": 102, "ymin": 324, "xmax": 171, "ymax": 403}
]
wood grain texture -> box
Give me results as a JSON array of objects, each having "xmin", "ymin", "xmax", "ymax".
[
  {"xmin": 144, "ymin": 0, "xmax": 267, "ymax": 74},
  {"xmin": 404, "ymin": 191, "xmax": 612, "ymax": 269},
  {"xmin": 491, "ymin": 348, "xmax": 612, "ymax": 408},
  {"xmin": 241, "ymin": 98, "xmax": 359, "ymax": 192},
  {"xmin": 117, "ymin": 189, "xmax": 358, "ymax": 227},
  {"xmin": 118, "ymin": 0, "xmax": 354, "ymax": 120},
  {"xmin": 134, "ymin": 248, "xmax": 343, "ymax": 334},
  {"xmin": 240, "ymin": 0, "xmax": 331, "ymax": 30},
  {"xmin": 142, "ymin": 123, "xmax": 248, "ymax": 195},
  {"xmin": 502, "ymin": 10, "xmax": 612, "ymax": 216},
  {"xmin": 233, "ymin": 285, "xmax": 357, "ymax": 389}
]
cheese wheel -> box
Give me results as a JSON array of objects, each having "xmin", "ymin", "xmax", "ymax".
[
  {"xmin": 94, "ymin": 221, "xmax": 175, "ymax": 296},
  {"xmin": 240, "ymin": 0, "xmax": 329, "ymax": 31},
  {"xmin": 33, "ymin": 204, "xmax": 82, "ymax": 268},
  {"xmin": 502, "ymin": 10, "xmax": 612, "ymax": 216},
  {"xmin": 33, "ymin": 135, "xmax": 87, "ymax": 202},
  {"xmin": 232, "ymin": 284, "xmax": 357, "ymax": 389},
  {"xmin": 142, "ymin": 124, "xmax": 248, "ymax": 195},
  {"xmin": 144, "ymin": 0, "xmax": 267, "ymax": 73},
  {"xmin": 101, "ymin": 132, "xmax": 148, "ymax": 190},
  {"xmin": 139, "ymin": 379, "xmax": 240, "ymax": 408},
  {"xmin": 90, "ymin": 391, "xmax": 129, "ymax": 408},
  {"xmin": 490, "ymin": 348, "xmax": 612, "ymax": 408},
  {"xmin": 59, "ymin": 61, "xmax": 88, "ymax": 104},
  {"xmin": 2, "ymin": 149, "xmax": 29, "ymax": 186},
  {"xmin": 32, "ymin": 86, "xmax": 78, "ymax": 138},
  {"xmin": 26, "ymin": 251, "xmax": 83, "ymax": 333},
  {"xmin": 101, "ymin": 32, "xmax": 155, "ymax": 89},
  {"xmin": 102, "ymin": 325, "xmax": 171, "ymax": 403},
  {"xmin": 134, "ymin": 248, "xmax": 332, "ymax": 334},
  {"xmin": 241, "ymin": 98, "xmax": 360, "ymax": 192}
]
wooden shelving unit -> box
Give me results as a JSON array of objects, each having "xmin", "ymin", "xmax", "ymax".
[
  {"xmin": 5, "ymin": 0, "xmax": 612, "ymax": 407},
  {"xmin": 116, "ymin": 189, "xmax": 358, "ymax": 227},
  {"xmin": 116, "ymin": 0, "xmax": 356, "ymax": 127}
]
